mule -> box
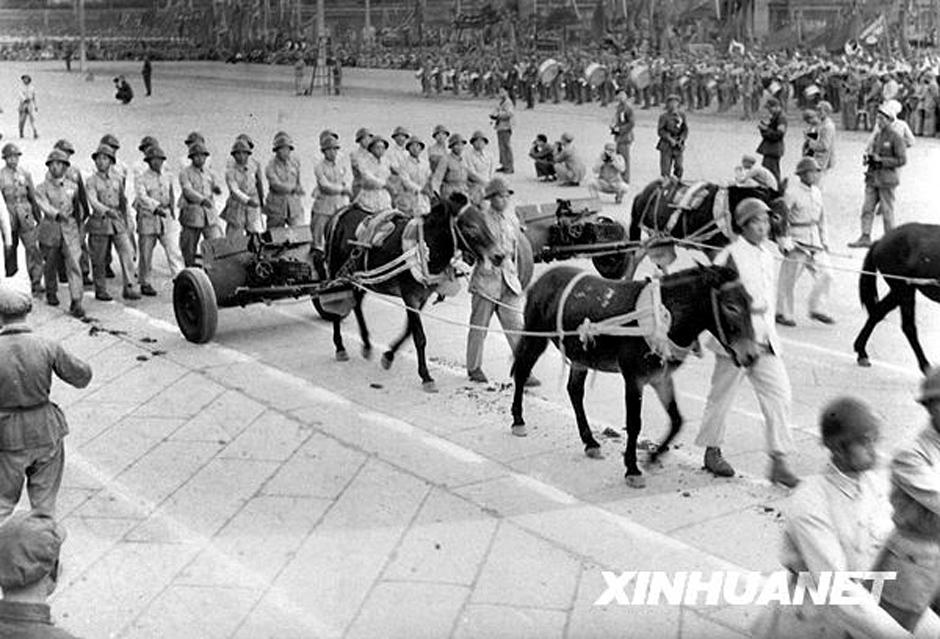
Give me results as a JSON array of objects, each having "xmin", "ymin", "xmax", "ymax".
[
  {"xmin": 509, "ymin": 264, "xmax": 758, "ymax": 487},
  {"xmin": 628, "ymin": 178, "xmax": 789, "ymax": 253},
  {"xmin": 324, "ymin": 194, "xmax": 502, "ymax": 391},
  {"xmin": 854, "ymin": 223, "xmax": 940, "ymax": 373}
]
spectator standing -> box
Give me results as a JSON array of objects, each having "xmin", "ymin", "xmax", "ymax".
[
  {"xmin": 757, "ymin": 97, "xmax": 787, "ymax": 186},
  {"xmin": 491, "ymin": 87, "xmax": 515, "ymax": 174},
  {"xmin": 141, "ymin": 55, "xmax": 153, "ymax": 97}
]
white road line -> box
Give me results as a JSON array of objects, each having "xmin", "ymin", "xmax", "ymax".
[{"xmin": 779, "ymin": 335, "xmax": 919, "ymax": 379}]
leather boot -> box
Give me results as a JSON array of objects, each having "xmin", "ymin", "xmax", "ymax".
[{"xmin": 703, "ymin": 447, "xmax": 735, "ymax": 477}]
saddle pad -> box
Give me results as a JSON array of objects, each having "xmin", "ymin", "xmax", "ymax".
[
  {"xmin": 671, "ymin": 180, "xmax": 710, "ymax": 210},
  {"xmin": 633, "ymin": 280, "xmax": 672, "ymax": 355},
  {"xmin": 355, "ymin": 209, "xmax": 403, "ymax": 247},
  {"xmin": 712, "ymin": 187, "xmax": 734, "ymax": 239}
]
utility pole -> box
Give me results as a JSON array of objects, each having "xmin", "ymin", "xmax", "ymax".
[{"xmin": 78, "ymin": 0, "xmax": 87, "ymax": 73}]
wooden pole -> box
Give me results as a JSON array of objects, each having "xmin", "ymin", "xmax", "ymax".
[{"xmin": 79, "ymin": 0, "xmax": 86, "ymax": 73}]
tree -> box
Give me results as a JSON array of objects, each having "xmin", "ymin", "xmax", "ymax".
[{"xmin": 898, "ymin": 0, "xmax": 912, "ymax": 57}]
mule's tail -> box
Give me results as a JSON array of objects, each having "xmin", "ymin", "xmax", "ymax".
[{"xmin": 859, "ymin": 242, "xmax": 880, "ymax": 313}]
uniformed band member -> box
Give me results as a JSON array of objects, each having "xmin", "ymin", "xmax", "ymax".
[
  {"xmin": 178, "ymin": 142, "xmax": 223, "ymax": 267},
  {"xmin": 311, "ymin": 131, "xmax": 351, "ymax": 252},
  {"xmin": 466, "ymin": 177, "xmax": 537, "ymax": 387},
  {"xmin": 263, "ymin": 133, "xmax": 304, "ymax": 228},
  {"xmin": 222, "ymin": 139, "xmax": 264, "ymax": 239},
  {"xmin": 776, "ymin": 157, "xmax": 833, "ymax": 327},
  {"xmin": 0, "ymin": 144, "xmax": 42, "ymax": 294},
  {"xmin": 0, "ymin": 512, "xmax": 77, "ymax": 638},
  {"xmin": 656, "ymin": 94, "xmax": 688, "ymax": 180},
  {"xmin": 695, "ymin": 198, "xmax": 798, "ymax": 488},
  {"xmin": 430, "ymin": 133, "xmax": 470, "ymax": 200},
  {"xmin": 85, "ymin": 144, "xmax": 140, "ymax": 301},
  {"xmin": 0, "ymin": 281, "xmax": 92, "ymax": 519},
  {"xmin": 34, "ymin": 150, "xmax": 85, "ymax": 317},
  {"xmin": 134, "ymin": 145, "xmax": 184, "ymax": 296}
]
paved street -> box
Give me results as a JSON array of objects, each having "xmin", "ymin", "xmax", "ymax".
[{"xmin": 0, "ymin": 60, "xmax": 938, "ymax": 638}]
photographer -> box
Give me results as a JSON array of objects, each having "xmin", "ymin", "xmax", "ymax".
[
  {"xmin": 848, "ymin": 104, "xmax": 906, "ymax": 249},
  {"xmin": 588, "ymin": 143, "xmax": 628, "ymax": 203},
  {"xmin": 113, "ymin": 76, "xmax": 133, "ymax": 105},
  {"xmin": 529, "ymin": 134, "xmax": 555, "ymax": 181}
]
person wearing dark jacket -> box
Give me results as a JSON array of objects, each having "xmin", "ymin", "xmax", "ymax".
[
  {"xmin": 656, "ymin": 94, "xmax": 688, "ymax": 179},
  {"xmin": 757, "ymin": 97, "xmax": 787, "ymax": 185}
]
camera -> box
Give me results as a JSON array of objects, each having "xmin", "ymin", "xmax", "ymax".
[{"xmin": 863, "ymin": 154, "xmax": 882, "ymax": 169}]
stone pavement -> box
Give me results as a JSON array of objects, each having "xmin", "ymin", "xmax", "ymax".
[{"xmin": 20, "ymin": 293, "xmax": 784, "ymax": 639}]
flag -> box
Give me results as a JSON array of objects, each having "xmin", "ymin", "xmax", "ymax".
[{"xmin": 858, "ymin": 14, "xmax": 886, "ymax": 44}]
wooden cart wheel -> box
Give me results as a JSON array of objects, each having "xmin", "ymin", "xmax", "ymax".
[
  {"xmin": 173, "ymin": 268, "xmax": 218, "ymax": 343},
  {"xmin": 591, "ymin": 216, "xmax": 631, "ymax": 280},
  {"xmin": 516, "ymin": 230, "xmax": 534, "ymax": 289}
]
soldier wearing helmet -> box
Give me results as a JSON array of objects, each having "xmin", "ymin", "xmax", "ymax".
[
  {"xmin": 0, "ymin": 143, "xmax": 43, "ymax": 294},
  {"xmin": 222, "ymin": 138, "xmax": 264, "ymax": 239},
  {"xmin": 34, "ymin": 150, "xmax": 85, "ymax": 317},
  {"xmin": 133, "ymin": 145, "xmax": 184, "ymax": 296},
  {"xmin": 263, "ymin": 133, "xmax": 304, "ymax": 228},
  {"xmin": 311, "ymin": 131, "xmax": 351, "ymax": 253},
  {"xmin": 178, "ymin": 142, "xmax": 223, "ymax": 267},
  {"xmin": 870, "ymin": 367, "xmax": 940, "ymax": 631},
  {"xmin": 776, "ymin": 156, "xmax": 834, "ymax": 327},
  {"xmin": 695, "ymin": 197, "xmax": 799, "ymax": 488}
]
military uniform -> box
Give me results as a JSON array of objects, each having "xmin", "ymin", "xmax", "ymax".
[
  {"xmin": 85, "ymin": 156, "xmax": 139, "ymax": 299},
  {"xmin": 134, "ymin": 151, "xmax": 184, "ymax": 293},
  {"xmin": 430, "ymin": 149, "xmax": 470, "ymax": 200},
  {"xmin": 311, "ymin": 136, "xmax": 351, "ymax": 252},
  {"xmin": 656, "ymin": 100, "xmax": 688, "ymax": 180},
  {"xmin": 0, "ymin": 289, "xmax": 92, "ymax": 519},
  {"xmin": 178, "ymin": 154, "xmax": 223, "ymax": 267},
  {"xmin": 263, "ymin": 155, "xmax": 304, "ymax": 228},
  {"xmin": 222, "ymin": 150, "xmax": 264, "ymax": 238},
  {"xmin": 34, "ymin": 164, "xmax": 83, "ymax": 311},
  {"xmin": 0, "ymin": 152, "xmax": 42, "ymax": 293}
]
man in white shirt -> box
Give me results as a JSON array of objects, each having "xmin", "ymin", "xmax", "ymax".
[
  {"xmin": 776, "ymin": 157, "xmax": 834, "ymax": 327},
  {"xmin": 695, "ymin": 198, "xmax": 798, "ymax": 487}
]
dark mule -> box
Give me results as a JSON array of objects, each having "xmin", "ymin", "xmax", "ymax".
[
  {"xmin": 510, "ymin": 265, "xmax": 758, "ymax": 487},
  {"xmin": 854, "ymin": 223, "xmax": 940, "ymax": 373},
  {"xmin": 325, "ymin": 194, "xmax": 501, "ymax": 391},
  {"xmin": 628, "ymin": 179, "xmax": 789, "ymax": 253}
]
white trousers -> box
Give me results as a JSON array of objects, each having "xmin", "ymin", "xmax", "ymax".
[
  {"xmin": 695, "ymin": 350, "xmax": 794, "ymax": 455},
  {"xmin": 777, "ymin": 249, "xmax": 832, "ymax": 320}
]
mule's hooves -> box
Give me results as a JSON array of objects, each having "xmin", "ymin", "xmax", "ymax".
[
  {"xmin": 857, "ymin": 356, "xmax": 871, "ymax": 368},
  {"xmin": 422, "ymin": 380, "xmax": 439, "ymax": 393},
  {"xmin": 585, "ymin": 447, "xmax": 604, "ymax": 459},
  {"xmin": 601, "ymin": 427, "xmax": 621, "ymax": 439},
  {"xmin": 335, "ymin": 350, "xmax": 349, "ymax": 362},
  {"xmin": 380, "ymin": 353, "xmax": 393, "ymax": 370},
  {"xmin": 511, "ymin": 424, "xmax": 528, "ymax": 437},
  {"xmin": 361, "ymin": 345, "xmax": 373, "ymax": 360},
  {"xmin": 624, "ymin": 473, "xmax": 647, "ymax": 489}
]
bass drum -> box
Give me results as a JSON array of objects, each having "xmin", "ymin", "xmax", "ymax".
[
  {"xmin": 538, "ymin": 58, "xmax": 561, "ymax": 86},
  {"xmin": 584, "ymin": 62, "xmax": 608, "ymax": 88},
  {"xmin": 630, "ymin": 64, "xmax": 651, "ymax": 90}
]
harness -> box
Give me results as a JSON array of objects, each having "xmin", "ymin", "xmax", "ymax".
[{"xmin": 640, "ymin": 179, "xmax": 733, "ymax": 246}]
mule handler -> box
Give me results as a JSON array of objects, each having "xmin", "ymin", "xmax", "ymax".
[{"xmin": 0, "ymin": 281, "xmax": 91, "ymax": 520}]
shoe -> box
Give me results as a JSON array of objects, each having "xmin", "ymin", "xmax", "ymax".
[
  {"xmin": 140, "ymin": 284, "xmax": 158, "ymax": 297},
  {"xmin": 495, "ymin": 166, "xmax": 507, "ymax": 173},
  {"xmin": 95, "ymin": 291, "xmax": 113, "ymax": 302},
  {"xmin": 69, "ymin": 302, "xmax": 85, "ymax": 319},
  {"xmin": 809, "ymin": 312, "xmax": 835, "ymax": 325},
  {"xmin": 467, "ymin": 369, "xmax": 488, "ymax": 383},
  {"xmin": 769, "ymin": 455, "xmax": 800, "ymax": 488},
  {"xmin": 847, "ymin": 235, "xmax": 872, "ymax": 248},
  {"xmin": 775, "ymin": 314, "xmax": 796, "ymax": 327},
  {"xmin": 46, "ymin": 295, "xmax": 60, "ymax": 307},
  {"xmin": 123, "ymin": 290, "xmax": 142, "ymax": 300},
  {"xmin": 524, "ymin": 375, "xmax": 541, "ymax": 388},
  {"xmin": 703, "ymin": 447, "xmax": 735, "ymax": 477}
]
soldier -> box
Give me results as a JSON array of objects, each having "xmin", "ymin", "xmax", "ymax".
[
  {"xmin": 225, "ymin": 134, "xmax": 265, "ymax": 211},
  {"xmin": 84, "ymin": 144, "xmax": 140, "ymax": 301},
  {"xmin": 98, "ymin": 133, "xmax": 130, "ymax": 281},
  {"xmin": 491, "ymin": 87, "xmax": 515, "ymax": 174},
  {"xmin": 757, "ymin": 97, "xmax": 787, "ymax": 185},
  {"xmin": 611, "ymin": 91, "xmax": 635, "ymax": 182},
  {"xmin": 0, "ymin": 282, "xmax": 91, "ymax": 520},
  {"xmin": 263, "ymin": 133, "xmax": 304, "ymax": 228},
  {"xmin": 430, "ymin": 133, "xmax": 470, "ymax": 200},
  {"xmin": 355, "ymin": 136, "xmax": 392, "ymax": 213},
  {"xmin": 386, "ymin": 126, "xmax": 411, "ymax": 206},
  {"xmin": 464, "ymin": 130, "xmax": 494, "ymax": 204},
  {"xmin": 134, "ymin": 145, "xmax": 184, "ymax": 296},
  {"xmin": 427, "ymin": 124, "xmax": 449, "ymax": 174},
  {"xmin": 222, "ymin": 139, "xmax": 264, "ymax": 240},
  {"xmin": 0, "ymin": 144, "xmax": 42, "ymax": 295},
  {"xmin": 350, "ymin": 127, "xmax": 374, "ymax": 201},
  {"xmin": 656, "ymin": 94, "xmax": 688, "ymax": 180},
  {"xmin": 34, "ymin": 150, "xmax": 84, "ymax": 317},
  {"xmin": 50, "ymin": 139, "xmax": 91, "ymax": 287},
  {"xmin": 311, "ymin": 131, "xmax": 351, "ymax": 252},
  {"xmin": 178, "ymin": 142, "xmax": 223, "ymax": 267},
  {"xmin": 397, "ymin": 136, "xmax": 431, "ymax": 217}
]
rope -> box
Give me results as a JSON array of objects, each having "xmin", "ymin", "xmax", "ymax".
[{"xmin": 671, "ymin": 237, "xmax": 940, "ymax": 288}]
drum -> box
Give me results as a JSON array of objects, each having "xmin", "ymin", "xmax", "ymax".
[
  {"xmin": 584, "ymin": 62, "xmax": 608, "ymax": 88},
  {"xmin": 630, "ymin": 64, "xmax": 651, "ymax": 90},
  {"xmin": 768, "ymin": 80, "xmax": 782, "ymax": 95},
  {"xmin": 538, "ymin": 58, "xmax": 561, "ymax": 86},
  {"xmin": 804, "ymin": 84, "xmax": 820, "ymax": 97},
  {"xmin": 469, "ymin": 72, "xmax": 480, "ymax": 82},
  {"xmin": 706, "ymin": 78, "xmax": 718, "ymax": 90},
  {"xmin": 678, "ymin": 74, "xmax": 689, "ymax": 88}
]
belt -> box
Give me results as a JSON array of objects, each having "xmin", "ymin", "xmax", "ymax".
[
  {"xmin": 0, "ymin": 401, "xmax": 51, "ymax": 413},
  {"xmin": 789, "ymin": 221, "xmax": 818, "ymax": 227}
]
